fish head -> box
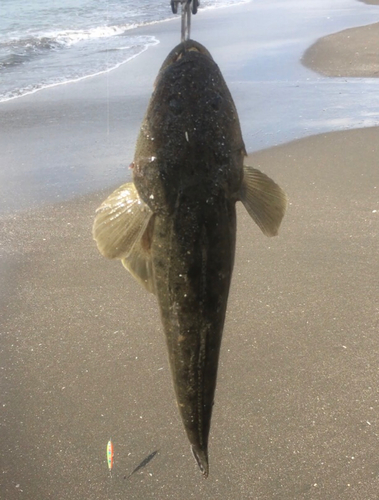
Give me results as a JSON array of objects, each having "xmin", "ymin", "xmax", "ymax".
[
  {"xmin": 153, "ymin": 40, "xmax": 214, "ymax": 88},
  {"xmin": 133, "ymin": 40, "xmax": 246, "ymax": 215}
]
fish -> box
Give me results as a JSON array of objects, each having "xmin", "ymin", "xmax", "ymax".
[{"xmin": 93, "ymin": 40, "xmax": 287, "ymax": 477}]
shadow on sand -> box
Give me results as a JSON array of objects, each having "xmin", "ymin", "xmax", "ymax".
[{"xmin": 124, "ymin": 450, "xmax": 159, "ymax": 479}]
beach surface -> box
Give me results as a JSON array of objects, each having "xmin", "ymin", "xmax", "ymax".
[
  {"xmin": 303, "ymin": 22, "xmax": 379, "ymax": 77},
  {"xmin": 2, "ymin": 128, "xmax": 379, "ymax": 500},
  {"xmin": 360, "ymin": 0, "xmax": 379, "ymax": 5},
  {"xmin": 2, "ymin": 1, "xmax": 379, "ymax": 499}
]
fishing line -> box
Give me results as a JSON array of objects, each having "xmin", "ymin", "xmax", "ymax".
[{"xmin": 106, "ymin": 0, "xmax": 110, "ymax": 136}]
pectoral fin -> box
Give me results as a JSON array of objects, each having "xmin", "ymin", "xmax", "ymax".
[
  {"xmin": 121, "ymin": 216, "xmax": 156, "ymax": 294},
  {"xmin": 239, "ymin": 166, "xmax": 287, "ymax": 237},
  {"xmin": 93, "ymin": 183, "xmax": 152, "ymax": 259},
  {"xmin": 93, "ymin": 183, "xmax": 156, "ymax": 293}
]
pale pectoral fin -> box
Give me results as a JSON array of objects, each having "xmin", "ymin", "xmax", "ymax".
[
  {"xmin": 93, "ymin": 182, "xmax": 153, "ymax": 259},
  {"xmin": 121, "ymin": 216, "xmax": 156, "ymax": 294},
  {"xmin": 239, "ymin": 166, "xmax": 287, "ymax": 237}
]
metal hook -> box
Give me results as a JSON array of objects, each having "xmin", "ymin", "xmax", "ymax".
[{"xmin": 171, "ymin": 1, "xmax": 199, "ymax": 42}]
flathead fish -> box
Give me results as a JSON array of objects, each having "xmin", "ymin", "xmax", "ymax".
[{"xmin": 93, "ymin": 40, "xmax": 287, "ymax": 477}]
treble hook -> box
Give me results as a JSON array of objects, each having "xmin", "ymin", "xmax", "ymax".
[{"xmin": 171, "ymin": 0, "xmax": 199, "ymax": 42}]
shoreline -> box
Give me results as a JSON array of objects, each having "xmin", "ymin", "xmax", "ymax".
[
  {"xmin": 302, "ymin": 21, "xmax": 379, "ymax": 77},
  {"xmin": 1, "ymin": 122, "xmax": 378, "ymax": 221},
  {"xmin": 1, "ymin": 0, "xmax": 379, "ymax": 214},
  {"xmin": 0, "ymin": 1, "xmax": 252, "ymax": 105}
]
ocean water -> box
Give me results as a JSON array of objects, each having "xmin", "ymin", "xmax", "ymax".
[{"xmin": 0, "ymin": 0, "xmax": 248, "ymax": 102}]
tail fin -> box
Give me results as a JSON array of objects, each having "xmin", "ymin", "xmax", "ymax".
[{"xmin": 191, "ymin": 445, "xmax": 209, "ymax": 478}]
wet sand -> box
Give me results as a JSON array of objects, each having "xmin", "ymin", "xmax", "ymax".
[
  {"xmin": 2, "ymin": 1, "xmax": 379, "ymax": 499},
  {"xmin": 303, "ymin": 21, "xmax": 379, "ymax": 77}
]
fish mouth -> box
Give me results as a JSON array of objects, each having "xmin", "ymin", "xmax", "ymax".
[
  {"xmin": 172, "ymin": 40, "xmax": 212, "ymax": 62},
  {"xmin": 173, "ymin": 40, "xmax": 203, "ymax": 61},
  {"xmin": 156, "ymin": 39, "xmax": 213, "ymax": 80}
]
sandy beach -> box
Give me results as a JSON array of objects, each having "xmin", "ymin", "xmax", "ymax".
[
  {"xmin": 303, "ymin": 22, "xmax": 379, "ymax": 77},
  {"xmin": 2, "ymin": 1, "xmax": 379, "ymax": 499}
]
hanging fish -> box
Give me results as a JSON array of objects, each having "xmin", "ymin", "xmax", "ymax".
[
  {"xmin": 107, "ymin": 439, "xmax": 114, "ymax": 476},
  {"xmin": 94, "ymin": 40, "xmax": 287, "ymax": 476}
]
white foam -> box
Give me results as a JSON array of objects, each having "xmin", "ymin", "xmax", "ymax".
[
  {"xmin": 0, "ymin": 37, "xmax": 159, "ymax": 103},
  {"xmin": 52, "ymin": 24, "xmax": 139, "ymax": 47}
]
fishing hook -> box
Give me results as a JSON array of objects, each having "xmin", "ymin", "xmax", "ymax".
[{"xmin": 171, "ymin": 0, "xmax": 199, "ymax": 42}]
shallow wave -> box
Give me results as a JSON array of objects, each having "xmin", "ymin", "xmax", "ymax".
[
  {"xmin": 0, "ymin": 53, "xmax": 28, "ymax": 69},
  {"xmin": 0, "ymin": 24, "xmax": 138, "ymax": 70},
  {"xmin": 0, "ymin": 35, "xmax": 59, "ymax": 51},
  {"xmin": 0, "ymin": 36, "xmax": 62, "ymax": 69},
  {"xmin": 0, "ymin": 35, "xmax": 159, "ymax": 103},
  {"xmin": 1, "ymin": 23, "xmax": 135, "ymax": 51}
]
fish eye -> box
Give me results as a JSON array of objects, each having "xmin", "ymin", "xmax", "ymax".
[
  {"xmin": 210, "ymin": 92, "xmax": 222, "ymax": 112},
  {"xmin": 168, "ymin": 96, "xmax": 184, "ymax": 115}
]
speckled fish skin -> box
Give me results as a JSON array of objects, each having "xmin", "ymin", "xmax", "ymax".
[{"xmin": 132, "ymin": 40, "xmax": 246, "ymax": 477}]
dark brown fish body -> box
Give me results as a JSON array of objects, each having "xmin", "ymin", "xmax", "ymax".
[
  {"xmin": 132, "ymin": 41, "xmax": 245, "ymax": 474},
  {"xmin": 93, "ymin": 40, "xmax": 287, "ymax": 477}
]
